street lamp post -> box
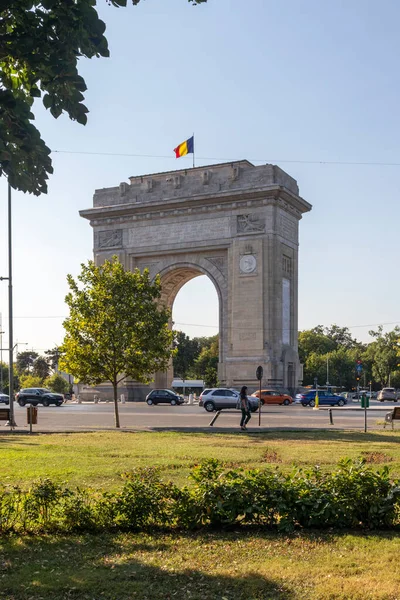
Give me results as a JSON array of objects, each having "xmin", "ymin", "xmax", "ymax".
[
  {"xmin": 7, "ymin": 183, "xmax": 14, "ymax": 427},
  {"xmin": 0, "ymin": 184, "xmax": 14, "ymax": 426}
]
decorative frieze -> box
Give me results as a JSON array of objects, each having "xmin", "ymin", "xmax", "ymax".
[
  {"xmin": 98, "ymin": 229, "xmax": 122, "ymax": 248},
  {"xmin": 237, "ymin": 214, "xmax": 265, "ymax": 234}
]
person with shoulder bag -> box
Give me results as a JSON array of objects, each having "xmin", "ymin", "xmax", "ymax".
[{"xmin": 239, "ymin": 385, "xmax": 251, "ymax": 431}]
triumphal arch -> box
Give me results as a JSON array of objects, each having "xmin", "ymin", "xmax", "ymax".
[{"xmin": 80, "ymin": 160, "xmax": 311, "ymax": 400}]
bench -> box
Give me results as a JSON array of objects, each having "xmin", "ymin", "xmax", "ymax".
[{"xmin": 383, "ymin": 406, "xmax": 400, "ymax": 429}]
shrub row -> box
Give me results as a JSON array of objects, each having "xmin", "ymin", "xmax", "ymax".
[{"xmin": 1, "ymin": 458, "xmax": 400, "ymax": 533}]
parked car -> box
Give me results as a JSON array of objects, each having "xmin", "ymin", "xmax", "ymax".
[
  {"xmin": 300, "ymin": 389, "xmax": 347, "ymax": 407},
  {"xmin": 199, "ymin": 388, "xmax": 259, "ymax": 412},
  {"xmin": 251, "ymin": 389, "xmax": 292, "ymax": 406},
  {"xmin": 145, "ymin": 389, "xmax": 184, "ymax": 406},
  {"xmin": 0, "ymin": 393, "xmax": 9, "ymax": 405},
  {"xmin": 16, "ymin": 388, "xmax": 64, "ymax": 407},
  {"xmin": 377, "ymin": 388, "xmax": 398, "ymax": 402}
]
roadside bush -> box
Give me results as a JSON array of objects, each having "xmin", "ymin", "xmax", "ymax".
[
  {"xmin": 113, "ymin": 467, "xmax": 178, "ymax": 529},
  {"xmin": 0, "ymin": 459, "xmax": 400, "ymax": 534}
]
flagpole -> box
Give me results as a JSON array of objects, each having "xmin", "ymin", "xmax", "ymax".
[{"xmin": 193, "ymin": 132, "xmax": 195, "ymax": 168}]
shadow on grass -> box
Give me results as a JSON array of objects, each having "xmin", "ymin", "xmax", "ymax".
[
  {"xmin": 2, "ymin": 428, "xmax": 399, "ymax": 446},
  {"xmin": 0, "ymin": 532, "xmax": 294, "ymax": 600},
  {"xmin": 145, "ymin": 427, "xmax": 400, "ymax": 444}
]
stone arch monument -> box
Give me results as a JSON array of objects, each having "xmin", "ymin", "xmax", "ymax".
[{"xmin": 80, "ymin": 160, "xmax": 311, "ymax": 400}]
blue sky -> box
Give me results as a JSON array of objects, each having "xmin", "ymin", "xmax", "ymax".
[{"xmin": 0, "ymin": 0, "xmax": 399, "ymax": 355}]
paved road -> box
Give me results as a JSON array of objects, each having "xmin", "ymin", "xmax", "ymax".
[{"xmin": 3, "ymin": 399, "xmax": 396, "ymax": 433}]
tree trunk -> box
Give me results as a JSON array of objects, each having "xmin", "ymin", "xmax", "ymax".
[{"xmin": 113, "ymin": 382, "xmax": 120, "ymax": 428}]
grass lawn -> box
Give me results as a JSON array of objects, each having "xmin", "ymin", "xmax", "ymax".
[
  {"xmin": 2, "ymin": 430, "xmax": 400, "ymax": 599},
  {"xmin": 1, "ymin": 530, "xmax": 400, "ymax": 599},
  {"xmin": 1, "ymin": 429, "xmax": 400, "ymax": 489}
]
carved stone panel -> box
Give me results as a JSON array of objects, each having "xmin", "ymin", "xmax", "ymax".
[
  {"xmin": 237, "ymin": 214, "xmax": 265, "ymax": 234},
  {"xmin": 98, "ymin": 229, "xmax": 122, "ymax": 248}
]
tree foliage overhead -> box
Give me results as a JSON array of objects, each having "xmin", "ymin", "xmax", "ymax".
[
  {"xmin": 0, "ymin": 0, "xmax": 207, "ymax": 195},
  {"xmin": 59, "ymin": 256, "xmax": 174, "ymax": 428}
]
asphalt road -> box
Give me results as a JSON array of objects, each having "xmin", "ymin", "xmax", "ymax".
[{"xmin": 3, "ymin": 399, "xmax": 396, "ymax": 433}]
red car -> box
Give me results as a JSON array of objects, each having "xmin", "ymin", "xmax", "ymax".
[{"xmin": 251, "ymin": 389, "xmax": 293, "ymax": 406}]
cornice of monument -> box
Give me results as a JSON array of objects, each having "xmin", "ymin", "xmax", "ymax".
[{"xmin": 80, "ymin": 185, "xmax": 311, "ymax": 226}]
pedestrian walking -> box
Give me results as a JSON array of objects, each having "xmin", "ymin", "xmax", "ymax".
[{"xmin": 239, "ymin": 385, "xmax": 251, "ymax": 431}]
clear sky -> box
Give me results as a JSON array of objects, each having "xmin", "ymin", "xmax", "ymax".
[{"xmin": 0, "ymin": 0, "xmax": 399, "ymax": 358}]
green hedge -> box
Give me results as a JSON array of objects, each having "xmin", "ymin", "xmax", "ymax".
[{"xmin": 1, "ymin": 458, "xmax": 400, "ymax": 533}]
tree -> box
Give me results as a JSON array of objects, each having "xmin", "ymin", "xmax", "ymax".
[
  {"xmin": 32, "ymin": 356, "xmax": 50, "ymax": 381},
  {"xmin": 45, "ymin": 373, "xmax": 69, "ymax": 394},
  {"xmin": 19, "ymin": 373, "xmax": 43, "ymax": 389},
  {"xmin": 192, "ymin": 335, "xmax": 219, "ymax": 380},
  {"xmin": 16, "ymin": 350, "xmax": 38, "ymax": 374},
  {"xmin": 44, "ymin": 347, "xmax": 62, "ymax": 372},
  {"xmin": 0, "ymin": 363, "xmax": 19, "ymax": 394},
  {"xmin": 59, "ymin": 257, "xmax": 174, "ymax": 428},
  {"xmin": 0, "ymin": 0, "xmax": 207, "ymax": 195},
  {"xmin": 204, "ymin": 366, "xmax": 218, "ymax": 387},
  {"xmin": 365, "ymin": 326, "xmax": 400, "ymax": 387},
  {"xmin": 173, "ymin": 331, "xmax": 200, "ymax": 379},
  {"xmin": 298, "ymin": 326, "xmax": 336, "ymax": 364},
  {"xmin": 324, "ymin": 325, "xmax": 361, "ymax": 350}
]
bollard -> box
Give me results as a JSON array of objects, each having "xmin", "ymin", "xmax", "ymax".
[
  {"xmin": 188, "ymin": 393, "xmax": 193, "ymax": 405},
  {"xmin": 77, "ymin": 394, "xmax": 82, "ymax": 404},
  {"xmin": 120, "ymin": 394, "xmax": 126, "ymax": 404}
]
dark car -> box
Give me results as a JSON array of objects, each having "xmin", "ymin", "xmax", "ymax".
[
  {"xmin": 16, "ymin": 388, "xmax": 64, "ymax": 407},
  {"xmin": 300, "ymin": 390, "xmax": 346, "ymax": 407},
  {"xmin": 146, "ymin": 389, "xmax": 184, "ymax": 406},
  {"xmin": 0, "ymin": 393, "xmax": 9, "ymax": 405}
]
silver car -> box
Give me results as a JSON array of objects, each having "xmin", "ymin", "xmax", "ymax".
[
  {"xmin": 199, "ymin": 388, "xmax": 259, "ymax": 413},
  {"xmin": 377, "ymin": 388, "xmax": 398, "ymax": 402}
]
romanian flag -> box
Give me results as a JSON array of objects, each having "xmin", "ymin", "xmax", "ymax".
[{"xmin": 174, "ymin": 135, "xmax": 194, "ymax": 158}]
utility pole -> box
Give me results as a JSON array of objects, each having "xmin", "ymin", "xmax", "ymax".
[
  {"xmin": 8, "ymin": 183, "xmax": 15, "ymax": 427},
  {"xmin": 0, "ymin": 185, "xmax": 15, "ymax": 426}
]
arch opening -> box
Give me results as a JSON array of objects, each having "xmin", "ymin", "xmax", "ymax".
[{"xmin": 154, "ymin": 264, "xmax": 222, "ymax": 390}]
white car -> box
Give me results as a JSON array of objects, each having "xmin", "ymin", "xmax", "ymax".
[
  {"xmin": 377, "ymin": 388, "xmax": 398, "ymax": 402},
  {"xmin": 199, "ymin": 388, "xmax": 259, "ymax": 412}
]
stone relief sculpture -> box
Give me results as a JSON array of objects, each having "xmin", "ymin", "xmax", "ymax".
[
  {"xmin": 237, "ymin": 214, "xmax": 265, "ymax": 233},
  {"xmin": 98, "ymin": 229, "xmax": 123, "ymax": 248}
]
